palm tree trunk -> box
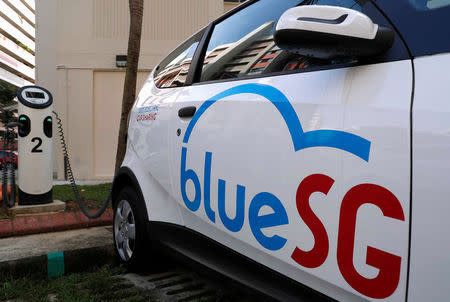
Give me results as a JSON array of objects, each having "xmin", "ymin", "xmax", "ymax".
[{"xmin": 115, "ymin": 0, "xmax": 144, "ymax": 172}]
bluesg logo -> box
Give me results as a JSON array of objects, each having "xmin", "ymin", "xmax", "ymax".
[
  {"xmin": 179, "ymin": 83, "xmax": 405, "ymax": 299},
  {"xmin": 181, "ymin": 147, "xmax": 289, "ymax": 250}
]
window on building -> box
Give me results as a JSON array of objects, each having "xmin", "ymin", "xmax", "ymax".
[
  {"xmin": 200, "ymin": 0, "xmax": 364, "ymax": 82},
  {"xmin": 154, "ymin": 29, "xmax": 204, "ymax": 88}
]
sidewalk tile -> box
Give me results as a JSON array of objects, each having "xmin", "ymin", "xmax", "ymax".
[
  {"xmin": 88, "ymin": 211, "xmax": 102, "ymax": 227},
  {"xmin": 25, "ymin": 216, "xmax": 40, "ymax": 234},
  {"xmin": 39, "ymin": 215, "xmax": 54, "ymax": 232},
  {"xmin": 75, "ymin": 212, "xmax": 89, "ymax": 227},
  {"xmin": 104, "ymin": 209, "xmax": 113, "ymax": 221},
  {"xmin": 12, "ymin": 217, "xmax": 27, "ymax": 235},
  {"xmin": 98, "ymin": 210, "xmax": 113, "ymax": 226},
  {"xmin": 0, "ymin": 208, "xmax": 114, "ymax": 239},
  {"xmin": 52, "ymin": 213, "xmax": 67, "ymax": 231},
  {"xmin": 0, "ymin": 219, "xmax": 12, "ymax": 238},
  {"xmin": 64, "ymin": 212, "xmax": 79, "ymax": 229}
]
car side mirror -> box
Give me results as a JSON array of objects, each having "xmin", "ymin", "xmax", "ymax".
[{"xmin": 274, "ymin": 5, "xmax": 394, "ymax": 59}]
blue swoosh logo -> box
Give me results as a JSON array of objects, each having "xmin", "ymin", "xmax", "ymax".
[{"xmin": 183, "ymin": 83, "xmax": 371, "ymax": 161}]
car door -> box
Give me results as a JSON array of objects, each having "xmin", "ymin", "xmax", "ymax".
[
  {"xmin": 131, "ymin": 29, "xmax": 205, "ymax": 198},
  {"xmin": 169, "ymin": 1, "xmax": 412, "ymax": 301}
]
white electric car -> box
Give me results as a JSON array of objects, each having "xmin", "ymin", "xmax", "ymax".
[{"xmin": 111, "ymin": 0, "xmax": 450, "ymax": 301}]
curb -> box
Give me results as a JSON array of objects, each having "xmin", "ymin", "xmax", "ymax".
[
  {"xmin": 0, "ymin": 245, "xmax": 119, "ymax": 280},
  {"xmin": 0, "ymin": 209, "xmax": 113, "ymax": 238}
]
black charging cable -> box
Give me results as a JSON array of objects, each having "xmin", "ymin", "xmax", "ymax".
[{"xmin": 53, "ymin": 111, "xmax": 112, "ymax": 219}]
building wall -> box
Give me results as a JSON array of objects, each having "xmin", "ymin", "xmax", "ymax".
[
  {"xmin": 224, "ymin": 2, "xmax": 240, "ymax": 12},
  {"xmin": 36, "ymin": 0, "xmax": 225, "ymax": 180},
  {"xmin": 0, "ymin": 0, "xmax": 35, "ymax": 87},
  {"xmin": 92, "ymin": 71, "xmax": 149, "ymax": 178}
]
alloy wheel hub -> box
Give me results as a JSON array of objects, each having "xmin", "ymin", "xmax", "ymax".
[{"xmin": 114, "ymin": 199, "xmax": 136, "ymax": 261}]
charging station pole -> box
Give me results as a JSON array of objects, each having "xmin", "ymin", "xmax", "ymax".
[{"xmin": 16, "ymin": 86, "xmax": 54, "ymax": 205}]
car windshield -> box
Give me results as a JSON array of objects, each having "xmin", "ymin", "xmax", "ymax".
[{"xmin": 409, "ymin": 0, "xmax": 450, "ymax": 10}]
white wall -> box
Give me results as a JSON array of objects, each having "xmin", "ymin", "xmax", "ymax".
[{"xmin": 36, "ymin": 0, "xmax": 225, "ymax": 180}]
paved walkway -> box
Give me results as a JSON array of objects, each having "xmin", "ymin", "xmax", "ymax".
[{"xmin": 0, "ymin": 226, "xmax": 113, "ymax": 262}]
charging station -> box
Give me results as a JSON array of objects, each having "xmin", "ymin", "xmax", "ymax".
[
  {"xmin": 16, "ymin": 86, "xmax": 54, "ymax": 205},
  {"xmin": 4, "ymin": 84, "xmax": 107, "ymax": 217}
]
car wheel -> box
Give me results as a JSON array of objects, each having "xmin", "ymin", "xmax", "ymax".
[{"xmin": 113, "ymin": 186, "xmax": 150, "ymax": 269}]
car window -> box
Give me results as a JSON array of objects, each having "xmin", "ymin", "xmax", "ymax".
[
  {"xmin": 374, "ymin": 0, "xmax": 450, "ymax": 56},
  {"xmin": 409, "ymin": 0, "xmax": 450, "ymax": 10},
  {"xmin": 154, "ymin": 29, "xmax": 205, "ymax": 88},
  {"xmin": 199, "ymin": 0, "xmax": 367, "ymax": 82}
]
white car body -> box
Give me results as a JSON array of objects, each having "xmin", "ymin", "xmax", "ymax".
[{"xmin": 114, "ymin": 1, "xmax": 450, "ymax": 301}]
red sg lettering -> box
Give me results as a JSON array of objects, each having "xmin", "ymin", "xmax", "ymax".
[
  {"xmin": 291, "ymin": 174, "xmax": 334, "ymax": 268},
  {"xmin": 337, "ymin": 184, "xmax": 405, "ymax": 299}
]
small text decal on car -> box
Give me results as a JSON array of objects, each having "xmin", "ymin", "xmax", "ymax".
[{"xmin": 137, "ymin": 105, "xmax": 158, "ymax": 122}]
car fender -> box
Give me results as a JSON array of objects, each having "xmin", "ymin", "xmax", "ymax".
[{"xmin": 115, "ymin": 146, "xmax": 184, "ymax": 227}]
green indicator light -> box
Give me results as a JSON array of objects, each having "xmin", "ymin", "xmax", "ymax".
[
  {"xmin": 47, "ymin": 118, "xmax": 52, "ymax": 122},
  {"xmin": 20, "ymin": 117, "xmax": 26, "ymax": 121}
]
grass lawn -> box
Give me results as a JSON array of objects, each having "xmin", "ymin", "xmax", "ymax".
[
  {"xmin": 53, "ymin": 183, "xmax": 111, "ymax": 203},
  {"xmin": 0, "ymin": 183, "xmax": 112, "ymax": 219},
  {"xmin": 53, "ymin": 183, "xmax": 112, "ymax": 211},
  {"xmin": 0, "ymin": 266, "xmax": 150, "ymax": 302}
]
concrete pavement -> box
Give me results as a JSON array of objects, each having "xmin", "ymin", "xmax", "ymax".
[
  {"xmin": 0, "ymin": 226, "xmax": 113, "ymax": 262},
  {"xmin": 0, "ymin": 226, "xmax": 117, "ymax": 279}
]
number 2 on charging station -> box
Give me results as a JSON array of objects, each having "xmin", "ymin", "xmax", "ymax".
[{"xmin": 31, "ymin": 137, "xmax": 43, "ymax": 153}]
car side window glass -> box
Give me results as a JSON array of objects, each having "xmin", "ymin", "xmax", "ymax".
[
  {"xmin": 409, "ymin": 0, "xmax": 450, "ymax": 10},
  {"xmin": 200, "ymin": 0, "xmax": 364, "ymax": 82},
  {"xmin": 154, "ymin": 29, "xmax": 204, "ymax": 88}
]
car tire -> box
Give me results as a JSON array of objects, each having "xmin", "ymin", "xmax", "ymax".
[{"xmin": 113, "ymin": 186, "xmax": 151, "ymax": 270}]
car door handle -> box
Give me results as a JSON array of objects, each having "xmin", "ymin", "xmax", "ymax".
[{"xmin": 178, "ymin": 106, "xmax": 196, "ymax": 118}]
